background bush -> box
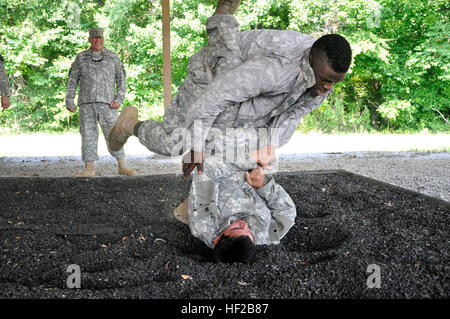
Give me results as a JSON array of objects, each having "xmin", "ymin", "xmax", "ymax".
[{"xmin": 0, "ymin": 0, "xmax": 448, "ymax": 133}]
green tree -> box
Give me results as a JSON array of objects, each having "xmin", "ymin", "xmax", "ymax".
[{"xmin": 0, "ymin": 0, "xmax": 448, "ymax": 133}]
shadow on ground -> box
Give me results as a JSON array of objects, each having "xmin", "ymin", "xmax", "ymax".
[{"xmin": 0, "ymin": 171, "xmax": 448, "ymax": 298}]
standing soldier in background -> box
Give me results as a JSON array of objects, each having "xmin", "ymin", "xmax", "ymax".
[
  {"xmin": 0, "ymin": 54, "xmax": 11, "ymax": 110},
  {"xmin": 66, "ymin": 28, "xmax": 135, "ymax": 177}
]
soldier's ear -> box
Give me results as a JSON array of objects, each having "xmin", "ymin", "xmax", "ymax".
[{"xmin": 308, "ymin": 51, "xmax": 314, "ymax": 67}]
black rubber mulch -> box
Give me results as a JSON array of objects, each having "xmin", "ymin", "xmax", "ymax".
[{"xmin": 0, "ymin": 171, "xmax": 448, "ymax": 298}]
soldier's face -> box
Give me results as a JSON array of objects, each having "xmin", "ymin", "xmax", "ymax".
[
  {"xmin": 89, "ymin": 37, "xmax": 104, "ymax": 52},
  {"xmin": 222, "ymin": 220, "xmax": 255, "ymax": 242},
  {"xmin": 309, "ymin": 54, "xmax": 346, "ymax": 97},
  {"xmin": 214, "ymin": 219, "xmax": 255, "ymax": 246}
]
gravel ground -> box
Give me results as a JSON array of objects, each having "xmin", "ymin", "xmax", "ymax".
[
  {"xmin": 0, "ymin": 133, "xmax": 449, "ymax": 203},
  {"xmin": 0, "ymin": 172, "xmax": 448, "ymax": 299},
  {"xmin": 0, "ymin": 133, "xmax": 449, "ymax": 300},
  {"xmin": 1, "ymin": 152, "xmax": 449, "ymax": 203}
]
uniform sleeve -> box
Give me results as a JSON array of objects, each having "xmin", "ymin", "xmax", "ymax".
[
  {"xmin": 266, "ymin": 108, "xmax": 304, "ymax": 149},
  {"xmin": 0, "ymin": 58, "xmax": 11, "ymax": 97},
  {"xmin": 65, "ymin": 55, "xmax": 81, "ymax": 109},
  {"xmin": 186, "ymin": 57, "xmax": 292, "ymax": 152},
  {"xmin": 114, "ymin": 58, "xmax": 126, "ymax": 105},
  {"xmin": 255, "ymin": 175, "xmax": 296, "ymax": 242},
  {"xmin": 266, "ymin": 93, "xmax": 329, "ymax": 149},
  {"xmin": 187, "ymin": 169, "xmax": 220, "ymax": 249}
]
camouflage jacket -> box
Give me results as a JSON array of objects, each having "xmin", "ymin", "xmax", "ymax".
[
  {"xmin": 188, "ymin": 157, "xmax": 296, "ymax": 248},
  {"xmin": 186, "ymin": 21, "xmax": 331, "ymax": 152},
  {"xmin": 0, "ymin": 55, "xmax": 10, "ymax": 97},
  {"xmin": 66, "ymin": 48, "xmax": 126, "ymax": 108}
]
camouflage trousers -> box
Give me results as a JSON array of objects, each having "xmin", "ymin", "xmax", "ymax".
[
  {"xmin": 137, "ymin": 14, "xmax": 243, "ymax": 157},
  {"xmin": 79, "ymin": 102, "xmax": 125, "ymax": 161}
]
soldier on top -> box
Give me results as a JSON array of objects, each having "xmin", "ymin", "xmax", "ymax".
[{"xmin": 66, "ymin": 27, "xmax": 135, "ymax": 177}]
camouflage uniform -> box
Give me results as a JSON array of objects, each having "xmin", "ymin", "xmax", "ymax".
[
  {"xmin": 66, "ymin": 48, "xmax": 127, "ymax": 161},
  {"xmin": 188, "ymin": 156, "xmax": 296, "ymax": 248},
  {"xmin": 135, "ymin": 15, "xmax": 328, "ymax": 246},
  {"xmin": 186, "ymin": 30, "xmax": 330, "ymax": 153},
  {"xmin": 0, "ymin": 55, "xmax": 11, "ymax": 97},
  {"xmin": 79, "ymin": 103, "xmax": 124, "ymax": 161},
  {"xmin": 137, "ymin": 14, "xmax": 244, "ymax": 156},
  {"xmin": 136, "ymin": 14, "xmax": 330, "ymax": 157}
]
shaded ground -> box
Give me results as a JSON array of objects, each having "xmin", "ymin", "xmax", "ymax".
[{"xmin": 0, "ymin": 171, "xmax": 448, "ymax": 298}]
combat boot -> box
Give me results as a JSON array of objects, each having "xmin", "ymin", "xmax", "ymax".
[
  {"xmin": 214, "ymin": 0, "xmax": 241, "ymax": 15},
  {"xmin": 77, "ymin": 161, "xmax": 95, "ymax": 177},
  {"xmin": 173, "ymin": 197, "xmax": 189, "ymax": 225},
  {"xmin": 117, "ymin": 157, "xmax": 136, "ymax": 176},
  {"xmin": 109, "ymin": 106, "xmax": 139, "ymax": 151}
]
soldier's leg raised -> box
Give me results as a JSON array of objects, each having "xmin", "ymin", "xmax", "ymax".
[
  {"xmin": 109, "ymin": 76, "xmax": 205, "ymax": 156},
  {"xmin": 78, "ymin": 104, "xmax": 99, "ymax": 177},
  {"xmin": 214, "ymin": 0, "xmax": 241, "ymax": 15},
  {"xmin": 110, "ymin": 13, "xmax": 243, "ymax": 157},
  {"xmin": 98, "ymin": 103, "xmax": 136, "ymax": 176},
  {"xmin": 108, "ymin": 105, "xmax": 141, "ymax": 152}
]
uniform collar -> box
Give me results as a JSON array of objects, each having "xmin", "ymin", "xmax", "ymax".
[{"xmin": 299, "ymin": 48, "xmax": 316, "ymax": 89}]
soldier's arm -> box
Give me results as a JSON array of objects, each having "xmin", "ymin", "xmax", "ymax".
[
  {"xmin": 266, "ymin": 93, "xmax": 329, "ymax": 149},
  {"xmin": 65, "ymin": 55, "xmax": 81, "ymax": 109},
  {"xmin": 188, "ymin": 174, "xmax": 219, "ymax": 249},
  {"xmin": 113, "ymin": 58, "xmax": 126, "ymax": 105},
  {"xmin": 254, "ymin": 175, "xmax": 296, "ymax": 242}
]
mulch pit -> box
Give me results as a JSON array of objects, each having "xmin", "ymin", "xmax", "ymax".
[{"xmin": 0, "ymin": 170, "xmax": 448, "ymax": 298}]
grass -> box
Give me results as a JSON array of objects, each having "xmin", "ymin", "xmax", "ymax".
[{"xmin": 402, "ymin": 147, "xmax": 450, "ymax": 153}]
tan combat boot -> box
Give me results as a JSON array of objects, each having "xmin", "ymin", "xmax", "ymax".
[
  {"xmin": 109, "ymin": 106, "xmax": 139, "ymax": 151},
  {"xmin": 173, "ymin": 197, "xmax": 189, "ymax": 225},
  {"xmin": 214, "ymin": 0, "xmax": 241, "ymax": 15},
  {"xmin": 117, "ymin": 157, "xmax": 136, "ymax": 176},
  {"xmin": 77, "ymin": 161, "xmax": 95, "ymax": 177}
]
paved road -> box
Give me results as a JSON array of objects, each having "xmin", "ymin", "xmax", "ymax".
[
  {"xmin": 0, "ymin": 133, "xmax": 449, "ymax": 202},
  {"xmin": 0, "ymin": 132, "xmax": 449, "ymax": 156}
]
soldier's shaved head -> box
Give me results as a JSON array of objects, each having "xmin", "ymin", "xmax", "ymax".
[{"xmin": 311, "ymin": 34, "xmax": 352, "ymax": 73}]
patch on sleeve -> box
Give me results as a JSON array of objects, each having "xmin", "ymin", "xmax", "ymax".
[{"xmin": 193, "ymin": 180, "xmax": 217, "ymax": 219}]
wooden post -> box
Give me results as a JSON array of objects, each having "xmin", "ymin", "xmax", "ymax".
[{"xmin": 162, "ymin": 0, "xmax": 171, "ymax": 110}]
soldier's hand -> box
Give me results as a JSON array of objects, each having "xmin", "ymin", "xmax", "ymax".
[
  {"xmin": 1, "ymin": 96, "xmax": 10, "ymax": 110},
  {"xmin": 67, "ymin": 106, "xmax": 77, "ymax": 113},
  {"xmin": 182, "ymin": 150, "xmax": 204, "ymax": 179},
  {"xmin": 110, "ymin": 101, "xmax": 120, "ymax": 109},
  {"xmin": 249, "ymin": 144, "xmax": 276, "ymax": 170},
  {"xmin": 245, "ymin": 165, "xmax": 266, "ymax": 189}
]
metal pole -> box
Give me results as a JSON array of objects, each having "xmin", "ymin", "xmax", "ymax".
[{"xmin": 162, "ymin": 0, "xmax": 171, "ymax": 110}]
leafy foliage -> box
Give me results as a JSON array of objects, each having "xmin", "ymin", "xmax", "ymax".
[{"xmin": 0, "ymin": 0, "xmax": 448, "ymax": 133}]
